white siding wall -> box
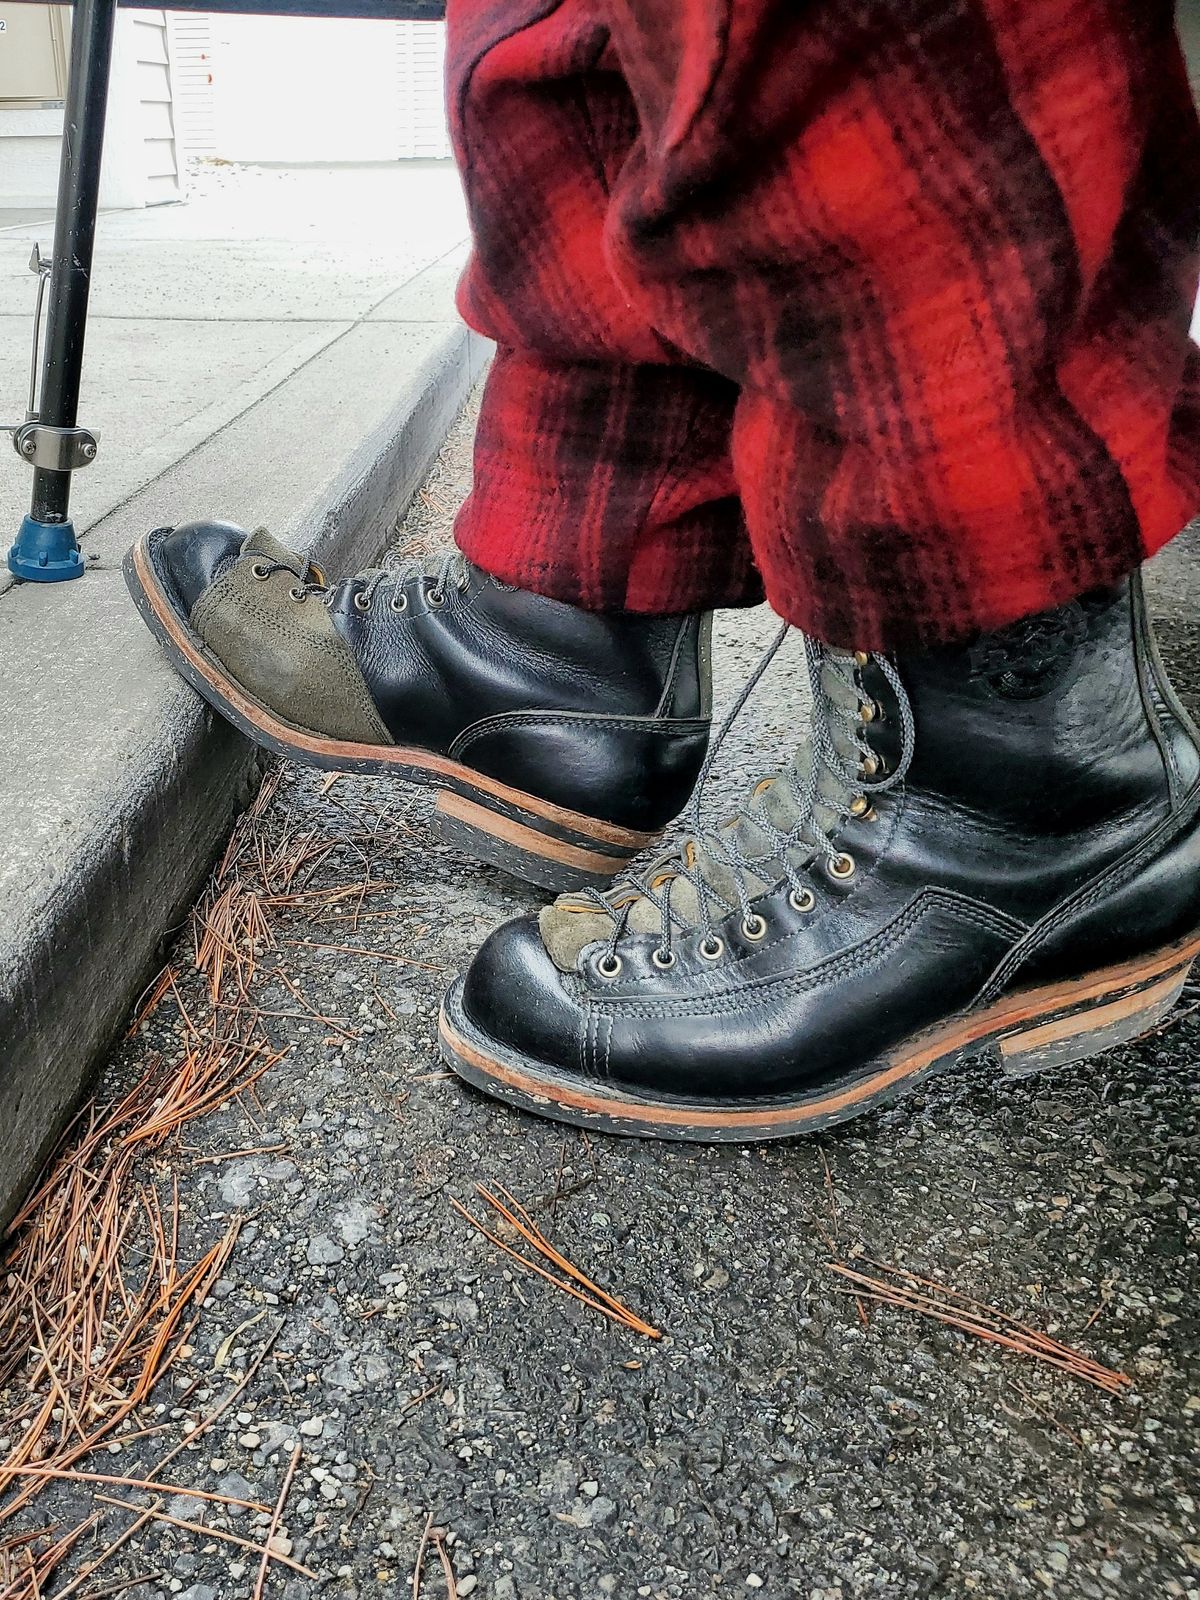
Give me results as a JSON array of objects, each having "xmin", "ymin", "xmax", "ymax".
[
  {"xmin": 0, "ymin": 107, "xmax": 62, "ymax": 210},
  {"xmin": 170, "ymin": 15, "xmax": 449, "ymax": 166},
  {"xmin": 1, "ymin": 11, "xmax": 448, "ymax": 213},
  {"xmin": 0, "ymin": 5, "xmax": 68, "ymax": 208},
  {"xmin": 132, "ymin": 10, "xmax": 182, "ymax": 204},
  {"xmin": 165, "ymin": 11, "xmax": 217, "ymax": 157},
  {"xmin": 395, "ymin": 22, "xmax": 449, "ymax": 160}
]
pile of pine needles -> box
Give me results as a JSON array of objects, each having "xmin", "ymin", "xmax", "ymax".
[{"xmin": 0, "ymin": 767, "xmax": 386, "ymax": 1597}]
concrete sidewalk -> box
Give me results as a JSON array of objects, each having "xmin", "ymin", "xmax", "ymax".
[
  {"xmin": 0, "ymin": 162, "xmax": 487, "ymax": 1228},
  {"xmin": 0, "ymin": 162, "xmax": 473, "ymax": 580}
]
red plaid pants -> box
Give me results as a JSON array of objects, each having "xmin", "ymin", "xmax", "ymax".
[{"xmin": 447, "ymin": 0, "xmax": 1200, "ymax": 649}]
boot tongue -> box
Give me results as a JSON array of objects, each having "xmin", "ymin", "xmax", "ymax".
[
  {"xmin": 538, "ymin": 650, "xmax": 865, "ymax": 973},
  {"xmin": 327, "ymin": 550, "xmax": 471, "ymax": 608},
  {"xmin": 240, "ymin": 527, "xmax": 312, "ymax": 584}
]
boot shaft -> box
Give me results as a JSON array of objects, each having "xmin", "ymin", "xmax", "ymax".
[{"xmin": 872, "ymin": 578, "xmax": 1200, "ymax": 838}]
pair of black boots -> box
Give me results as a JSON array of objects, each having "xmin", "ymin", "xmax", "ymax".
[{"xmin": 126, "ymin": 521, "xmax": 1200, "ymax": 1140}]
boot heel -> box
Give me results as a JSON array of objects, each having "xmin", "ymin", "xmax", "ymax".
[
  {"xmin": 996, "ymin": 962, "xmax": 1192, "ymax": 1077},
  {"xmin": 432, "ymin": 787, "xmax": 648, "ymax": 894}
]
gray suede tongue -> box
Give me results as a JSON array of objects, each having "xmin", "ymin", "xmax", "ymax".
[
  {"xmin": 538, "ymin": 651, "xmax": 863, "ymax": 972},
  {"xmin": 240, "ymin": 527, "xmax": 310, "ymax": 583},
  {"xmin": 329, "ymin": 550, "xmax": 469, "ymax": 608}
]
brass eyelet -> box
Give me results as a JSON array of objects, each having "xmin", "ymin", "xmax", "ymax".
[
  {"xmin": 828, "ymin": 852, "xmax": 857, "ymax": 880},
  {"xmin": 288, "ymin": 586, "xmax": 307, "ymax": 603},
  {"xmin": 250, "ymin": 561, "xmax": 271, "ymax": 580},
  {"xmin": 859, "ymin": 700, "xmax": 878, "ymax": 724},
  {"xmin": 596, "ymin": 952, "xmax": 623, "ymax": 979},
  {"xmin": 741, "ymin": 914, "xmax": 768, "ymax": 942},
  {"xmin": 698, "ymin": 935, "xmax": 725, "ymax": 962},
  {"xmin": 651, "ymin": 948, "xmax": 676, "ymax": 970},
  {"xmin": 853, "ymin": 650, "xmax": 870, "ymax": 668},
  {"xmin": 849, "ymin": 795, "xmax": 870, "ymax": 817},
  {"xmin": 788, "ymin": 887, "xmax": 816, "ymax": 913},
  {"xmin": 860, "ymin": 754, "xmax": 883, "ymax": 779},
  {"xmin": 390, "ymin": 591, "xmax": 409, "ymax": 613},
  {"xmin": 353, "ymin": 591, "xmax": 371, "ymax": 613}
]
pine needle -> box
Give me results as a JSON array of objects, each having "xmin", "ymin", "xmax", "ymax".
[
  {"xmin": 0, "ymin": 754, "xmax": 428, "ymax": 1589},
  {"xmin": 452, "ymin": 1182, "xmax": 660, "ymax": 1340},
  {"xmin": 252, "ymin": 1442, "xmax": 302, "ymax": 1600},
  {"xmin": 827, "ymin": 1258, "xmax": 1131, "ymax": 1395}
]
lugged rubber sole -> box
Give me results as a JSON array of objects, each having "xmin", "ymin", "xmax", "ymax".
[
  {"xmin": 438, "ymin": 933, "xmax": 1199, "ymax": 1141},
  {"xmin": 123, "ymin": 532, "xmax": 657, "ymax": 893}
]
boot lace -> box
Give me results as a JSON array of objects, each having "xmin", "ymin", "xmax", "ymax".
[
  {"xmin": 252, "ymin": 543, "xmax": 470, "ymax": 612},
  {"xmin": 584, "ymin": 627, "xmax": 915, "ymax": 974},
  {"xmin": 354, "ymin": 551, "xmax": 471, "ymax": 611}
]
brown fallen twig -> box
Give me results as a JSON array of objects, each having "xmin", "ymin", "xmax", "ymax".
[
  {"xmin": 412, "ymin": 1511, "xmax": 435, "ymax": 1600},
  {"xmin": 188, "ymin": 1142, "xmax": 290, "ymax": 1166},
  {"xmin": 818, "ymin": 1147, "xmax": 840, "ymax": 1249},
  {"xmin": 432, "ymin": 1529, "xmax": 459, "ymax": 1600},
  {"xmin": 77, "ymin": 1572, "xmax": 164, "ymax": 1600},
  {"xmin": 3, "ymin": 1468, "xmax": 268, "ymax": 1514},
  {"xmin": 1, "ymin": 1515, "xmax": 99, "ymax": 1600},
  {"xmin": 1008, "ymin": 1380, "xmax": 1085, "ymax": 1448},
  {"xmin": 1138, "ymin": 994, "xmax": 1200, "ymax": 1039},
  {"xmin": 47, "ymin": 1498, "xmax": 163, "ymax": 1600},
  {"xmin": 398, "ymin": 1382, "xmax": 441, "ymax": 1420},
  {"xmin": 281, "ymin": 939, "xmax": 445, "ymax": 972},
  {"xmin": 124, "ymin": 966, "xmax": 178, "ymax": 1038}
]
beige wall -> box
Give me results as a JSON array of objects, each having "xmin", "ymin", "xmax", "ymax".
[
  {"xmin": 0, "ymin": 6, "xmax": 182, "ymax": 212},
  {"xmin": 0, "ymin": 3, "xmax": 69, "ymax": 104}
]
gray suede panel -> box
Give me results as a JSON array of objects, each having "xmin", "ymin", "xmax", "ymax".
[{"xmin": 191, "ymin": 559, "xmax": 393, "ymax": 746}]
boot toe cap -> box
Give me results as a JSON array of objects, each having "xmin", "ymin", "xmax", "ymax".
[
  {"xmin": 150, "ymin": 519, "xmax": 249, "ymax": 618},
  {"xmin": 459, "ymin": 913, "xmax": 588, "ymax": 1072}
]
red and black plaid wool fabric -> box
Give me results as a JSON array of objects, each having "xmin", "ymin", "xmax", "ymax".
[{"xmin": 446, "ymin": 0, "xmax": 1200, "ymax": 649}]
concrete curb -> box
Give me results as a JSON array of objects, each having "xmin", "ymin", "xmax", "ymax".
[{"xmin": 0, "ymin": 312, "xmax": 488, "ymax": 1233}]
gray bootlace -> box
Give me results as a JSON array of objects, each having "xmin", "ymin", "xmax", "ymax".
[
  {"xmin": 256, "ymin": 548, "xmax": 470, "ymax": 611},
  {"xmin": 584, "ymin": 626, "xmax": 916, "ymax": 971},
  {"xmin": 355, "ymin": 550, "xmax": 470, "ymax": 610}
]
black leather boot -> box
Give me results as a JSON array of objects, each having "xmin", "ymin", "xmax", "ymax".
[
  {"xmin": 124, "ymin": 522, "xmax": 711, "ymax": 891},
  {"xmin": 441, "ymin": 575, "xmax": 1200, "ymax": 1139}
]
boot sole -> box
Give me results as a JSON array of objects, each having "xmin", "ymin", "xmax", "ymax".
[
  {"xmin": 123, "ymin": 533, "xmax": 657, "ymax": 894},
  {"xmin": 438, "ymin": 932, "xmax": 1199, "ymax": 1141}
]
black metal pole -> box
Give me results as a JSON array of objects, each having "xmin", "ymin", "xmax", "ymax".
[{"xmin": 29, "ymin": 0, "xmax": 118, "ymax": 527}]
